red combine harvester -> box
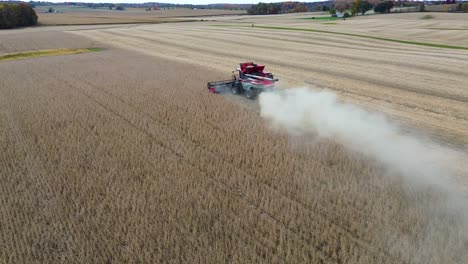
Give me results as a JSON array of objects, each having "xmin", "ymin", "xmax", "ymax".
[{"xmin": 207, "ymin": 62, "xmax": 279, "ymax": 99}]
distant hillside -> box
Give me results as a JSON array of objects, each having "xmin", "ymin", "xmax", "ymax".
[{"xmin": 27, "ymin": 1, "xmax": 250, "ymax": 10}]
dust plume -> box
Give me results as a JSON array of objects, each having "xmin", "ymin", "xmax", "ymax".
[
  {"xmin": 259, "ymin": 87, "xmax": 468, "ymax": 259},
  {"xmin": 259, "ymin": 87, "xmax": 461, "ymax": 189}
]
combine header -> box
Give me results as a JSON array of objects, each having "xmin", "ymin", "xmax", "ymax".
[{"xmin": 207, "ymin": 62, "xmax": 278, "ymax": 99}]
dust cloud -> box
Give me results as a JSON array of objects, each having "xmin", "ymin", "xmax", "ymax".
[
  {"xmin": 259, "ymin": 87, "xmax": 461, "ymax": 189},
  {"xmin": 259, "ymin": 87, "xmax": 468, "ymax": 253}
]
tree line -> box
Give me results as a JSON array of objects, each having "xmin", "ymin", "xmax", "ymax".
[
  {"xmin": 0, "ymin": 3, "xmax": 37, "ymax": 29},
  {"xmin": 28, "ymin": 1, "xmax": 251, "ymax": 10},
  {"xmin": 245, "ymin": 0, "xmax": 396, "ymax": 15},
  {"xmin": 248, "ymin": 0, "xmax": 468, "ymax": 17},
  {"xmin": 333, "ymin": 0, "xmax": 391, "ymax": 14},
  {"xmin": 247, "ymin": 2, "xmax": 335, "ymax": 15}
]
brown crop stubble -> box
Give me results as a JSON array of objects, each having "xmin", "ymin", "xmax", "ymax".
[{"xmin": 0, "ymin": 47, "xmax": 466, "ymax": 263}]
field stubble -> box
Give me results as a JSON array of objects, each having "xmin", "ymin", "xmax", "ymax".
[
  {"xmin": 0, "ymin": 38, "xmax": 467, "ymax": 263},
  {"xmin": 2, "ymin": 14, "xmax": 468, "ymax": 263},
  {"xmin": 35, "ymin": 8, "xmax": 245, "ymax": 26},
  {"xmin": 203, "ymin": 12, "xmax": 468, "ymax": 46}
]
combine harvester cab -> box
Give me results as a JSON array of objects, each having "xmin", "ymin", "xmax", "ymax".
[{"xmin": 207, "ymin": 62, "xmax": 278, "ymax": 99}]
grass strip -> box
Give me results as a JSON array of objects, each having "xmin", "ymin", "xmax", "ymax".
[
  {"xmin": 426, "ymin": 28, "xmax": 468, "ymax": 31},
  {"xmin": 0, "ymin": 48, "xmax": 103, "ymax": 62},
  {"xmin": 420, "ymin": 14, "xmax": 435, "ymax": 19},
  {"xmin": 213, "ymin": 24, "xmax": 468, "ymax": 50},
  {"xmin": 212, "ymin": 24, "xmax": 248, "ymax": 27}
]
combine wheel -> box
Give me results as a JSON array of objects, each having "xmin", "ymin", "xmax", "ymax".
[
  {"xmin": 245, "ymin": 88, "xmax": 258, "ymax": 100},
  {"xmin": 232, "ymin": 82, "xmax": 243, "ymax": 95}
]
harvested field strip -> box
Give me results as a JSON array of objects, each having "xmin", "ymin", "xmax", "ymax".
[
  {"xmin": 214, "ymin": 25, "xmax": 468, "ymax": 50},
  {"xmin": 82, "ymin": 28, "xmax": 465, "ymax": 114},
  {"xmin": 168, "ymin": 26, "xmax": 468, "ymax": 67},
  {"xmin": 144, "ymin": 27, "xmax": 467, "ymax": 78},
  {"xmin": 134, "ymin": 27, "xmax": 468, "ymax": 117},
  {"xmin": 188, "ymin": 27, "xmax": 468, "ymax": 65},
  {"xmin": 299, "ymin": 16, "xmax": 341, "ymax": 21},
  {"xmin": 0, "ymin": 48, "xmax": 102, "ymax": 62},
  {"xmin": 40, "ymin": 19, "xmax": 197, "ymax": 27},
  {"xmin": 114, "ymin": 24, "xmax": 468, "ymax": 62},
  {"xmin": 125, "ymin": 26, "xmax": 468, "ymax": 79},
  {"xmin": 100, "ymin": 30, "xmax": 468, "ymax": 104}
]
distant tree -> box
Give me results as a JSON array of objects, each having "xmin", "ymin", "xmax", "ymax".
[
  {"xmin": 329, "ymin": 8, "xmax": 337, "ymax": 15},
  {"xmin": 115, "ymin": 4, "xmax": 125, "ymax": 11},
  {"xmin": 351, "ymin": 0, "xmax": 360, "ymax": 15},
  {"xmin": 385, "ymin": 1, "xmax": 394, "ymax": 12},
  {"xmin": 367, "ymin": 0, "xmax": 381, "ymax": 7},
  {"xmin": 374, "ymin": 2, "xmax": 385, "ymax": 12},
  {"xmin": 393, "ymin": 0, "xmax": 403, "ymax": 7},
  {"xmin": 247, "ymin": 2, "xmax": 281, "ymax": 15},
  {"xmin": 0, "ymin": 3, "xmax": 37, "ymax": 29},
  {"xmin": 247, "ymin": 2, "xmax": 311, "ymax": 14},
  {"xmin": 48, "ymin": 7, "xmax": 54, "ymax": 13},
  {"xmin": 19, "ymin": 3, "xmax": 37, "ymax": 25},
  {"xmin": 463, "ymin": 3, "xmax": 468, "ymax": 12},
  {"xmin": 289, "ymin": 2, "xmax": 308, "ymax": 13},
  {"xmin": 322, "ymin": 5, "xmax": 330, "ymax": 11},
  {"xmin": 281, "ymin": 2, "xmax": 296, "ymax": 12},
  {"xmin": 335, "ymin": 0, "xmax": 352, "ymax": 12},
  {"xmin": 0, "ymin": 5, "xmax": 16, "ymax": 28},
  {"xmin": 360, "ymin": 0, "xmax": 372, "ymax": 15},
  {"xmin": 374, "ymin": 1, "xmax": 393, "ymax": 13},
  {"xmin": 418, "ymin": 3, "xmax": 425, "ymax": 12}
]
